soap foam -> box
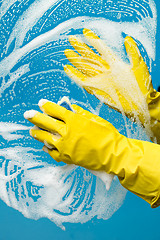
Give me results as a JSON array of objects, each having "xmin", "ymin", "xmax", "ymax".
[
  {"xmin": 0, "ymin": 0, "xmax": 157, "ymax": 229},
  {"xmin": 0, "ymin": 122, "xmax": 30, "ymax": 140},
  {"xmin": 0, "ymin": 143, "xmax": 126, "ymax": 230}
]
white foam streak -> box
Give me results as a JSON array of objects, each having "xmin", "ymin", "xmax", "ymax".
[
  {"xmin": 0, "ymin": 0, "xmax": 18, "ymax": 19},
  {"xmin": 0, "ymin": 0, "xmax": 157, "ymax": 229},
  {"xmin": 5, "ymin": 0, "xmax": 60, "ymax": 50},
  {"xmin": 0, "ymin": 145, "xmax": 126, "ymax": 229},
  {"xmin": 0, "ymin": 13, "xmax": 157, "ymax": 97},
  {"xmin": 0, "ymin": 122, "xmax": 30, "ymax": 140}
]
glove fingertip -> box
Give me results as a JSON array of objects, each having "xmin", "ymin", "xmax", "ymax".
[
  {"xmin": 43, "ymin": 146, "xmax": 61, "ymax": 163},
  {"xmin": 68, "ymin": 35, "xmax": 77, "ymax": 43},
  {"xmin": 38, "ymin": 99, "xmax": 49, "ymax": 108},
  {"xmin": 83, "ymin": 28, "xmax": 90, "ymax": 35},
  {"xmin": 124, "ymin": 35, "xmax": 132, "ymax": 43},
  {"xmin": 124, "ymin": 36, "xmax": 139, "ymax": 53},
  {"xmin": 64, "ymin": 49, "xmax": 72, "ymax": 56},
  {"xmin": 83, "ymin": 28, "xmax": 98, "ymax": 39},
  {"xmin": 64, "ymin": 64, "xmax": 71, "ymax": 72},
  {"xmin": 124, "ymin": 36, "xmax": 141, "ymax": 67},
  {"xmin": 24, "ymin": 110, "xmax": 38, "ymax": 119},
  {"xmin": 29, "ymin": 126, "xmax": 40, "ymax": 137}
]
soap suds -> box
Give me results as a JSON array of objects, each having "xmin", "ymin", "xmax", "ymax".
[{"xmin": 0, "ymin": 0, "xmax": 157, "ymax": 230}]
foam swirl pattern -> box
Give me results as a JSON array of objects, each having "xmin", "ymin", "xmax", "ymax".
[{"xmin": 0, "ymin": 0, "xmax": 157, "ymax": 229}]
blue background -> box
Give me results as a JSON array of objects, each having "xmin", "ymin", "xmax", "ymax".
[{"xmin": 0, "ymin": 0, "xmax": 160, "ymax": 239}]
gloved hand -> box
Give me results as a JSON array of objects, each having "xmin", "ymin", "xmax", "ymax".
[
  {"xmin": 64, "ymin": 29, "xmax": 160, "ymax": 143},
  {"xmin": 24, "ymin": 100, "xmax": 160, "ymax": 208},
  {"xmin": 58, "ymin": 96, "xmax": 114, "ymax": 191}
]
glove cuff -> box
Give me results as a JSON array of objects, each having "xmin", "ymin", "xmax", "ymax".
[{"xmin": 113, "ymin": 138, "xmax": 160, "ymax": 208}]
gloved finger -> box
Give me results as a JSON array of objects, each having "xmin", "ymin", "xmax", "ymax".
[
  {"xmin": 64, "ymin": 49, "xmax": 103, "ymax": 77},
  {"xmin": 124, "ymin": 36, "xmax": 153, "ymax": 95},
  {"xmin": 43, "ymin": 146, "xmax": 72, "ymax": 164},
  {"xmin": 95, "ymin": 87, "xmax": 137, "ymax": 115},
  {"xmin": 43, "ymin": 146, "xmax": 61, "ymax": 162},
  {"xmin": 38, "ymin": 99, "xmax": 68, "ymax": 122},
  {"xmin": 124, "ymin": 36, "xmax": 142, "ymax": 68},
  {"xmin": 30, "ymin": 126, "xmax": 60, "ymax": 149},
  {"xmin": 68, "ymin": 36, "xmax": 109, "ymax": 69},
  {"xmin": 72, "ymin": 104, "xmax": 120, "ymax": 134},
  {"xmin": 24, "ymin": 110, "xmax": 66, "ymax": 136},
  {"xmin": 64, "ymin": 65, "xmax": 105, "ymax": 95},
  {"xmin": 83, "ymin": 28, "xmax": 118, "ymax": 64},
  {"xmin": 94, "ymin": 87, "xmax": 129, "ymax": 113},
  {"xmin": 116, "ymin": 88, "xmax": 138, "ymax": 113},
  {"xmin": 64, "ymin": 64, "xmax": 87, "ymax": 84},
  {"xmin": 93, "ymin": 88, "xmax": 117, "ymax": 106}
]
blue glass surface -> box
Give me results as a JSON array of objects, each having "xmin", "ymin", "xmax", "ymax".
[{"xmin": 0, "ymin": 0, "xmax": 160, "ymax": 239}]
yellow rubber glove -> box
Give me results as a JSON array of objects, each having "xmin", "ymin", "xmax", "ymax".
[
  {"xmin": 24, "ymin": 100, "xmax": 160, "ymax": 208},
  {"xmin": 64, "ymin": 29, "xmax": 160, "ymax": 143}
]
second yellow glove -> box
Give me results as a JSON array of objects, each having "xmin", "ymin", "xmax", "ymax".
[{"xmin": 64, "ymin": 29, "xmax": 160, "ymax": 143}]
